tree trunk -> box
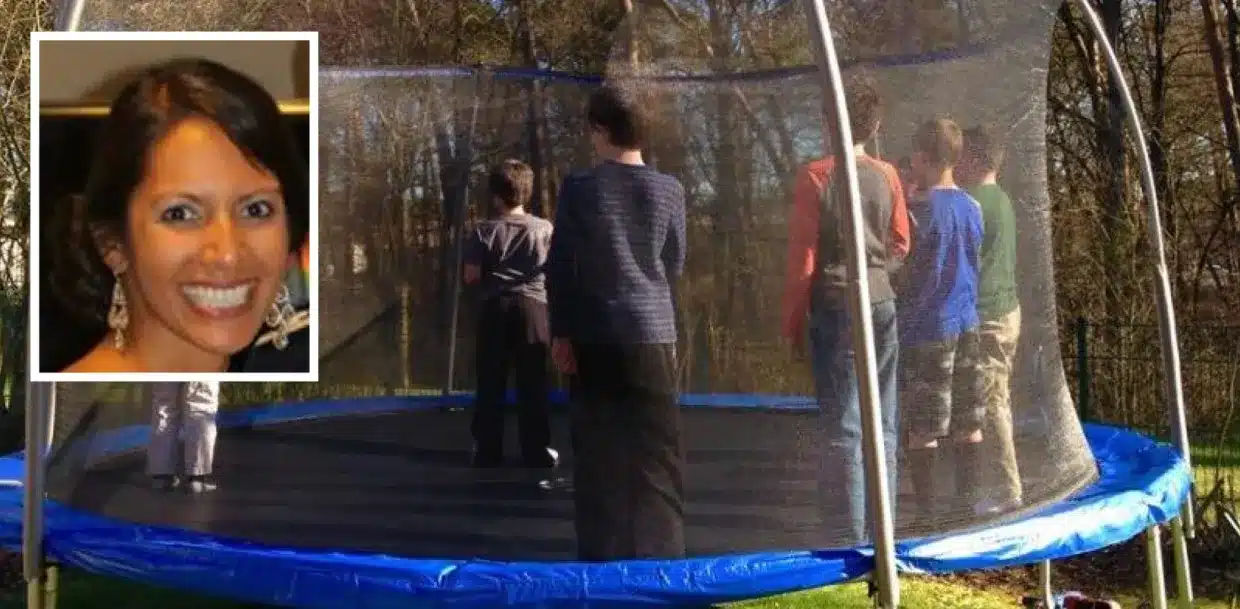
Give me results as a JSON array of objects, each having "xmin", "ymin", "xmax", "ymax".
[
  {"xmin": 619, "ymin": 0, "xmax": 637, "ymax": 65},
  {"xmin": 1148, "ymin": 0, "xmax": 1176, "ymax": 292},
  {"xmin": 1058, "ymin": 0, "xmax": 1129, "ymax": 320},
  {"xmin": 1220, "ymin": 0, "xmax": 1240, "ymax": 138},
  {"xmin": 709, "ymin": 0, "xmax": 742, "ymax": 386},
  {"xmin": 516, "ymin": 0, "xmax": 550, "ymax": 217},
  {"xmin": 0, "ymin": 294, "xmax": 27, "ymax": 451},
  {"xmin": 1201, "ymin": 0, "xmax": 1240, "ymax": 198},
  {"xmin": 0, "ymin": 317, "xmax": 15, "ymax": 413},
  {"xmin": 956, "ymin": 0, "xmax": 970, "ymax": 44},
  {"xmin": 1099, "ymin": 0, "xmax": 1128, "ymax": 321},
  {"xmin": 1199, "ymin": 0, "xmax": 1240, "ymax": 313},
  {"xmin": 1056, "ymin": 0, "xmax": 1130, "ymax": 319},
  {"xmin": 900, "ymin": 0, "xmax": 920, "ymax": 54}
]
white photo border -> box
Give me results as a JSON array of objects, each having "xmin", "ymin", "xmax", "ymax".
[{"xmin": 29, "ymin": 30, "xmax": 321, "ymax": 383}]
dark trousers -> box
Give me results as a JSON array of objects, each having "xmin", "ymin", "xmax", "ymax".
[
  {"xmin": 472, "ymin": 294, "xmax": 552, "ymax": 464},
  {"xmin": 570, "ymin": 342, "xmax": 685, "ymax": 561}
]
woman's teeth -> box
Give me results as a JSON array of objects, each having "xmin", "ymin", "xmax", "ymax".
[{"xmin": 182, "ymin": 284, "xmax": 252, "ymax": 309}]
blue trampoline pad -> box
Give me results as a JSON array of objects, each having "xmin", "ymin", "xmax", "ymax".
[{"xmin": 0, "ymin": 396, "xmax": 1189, "ymax": 609}]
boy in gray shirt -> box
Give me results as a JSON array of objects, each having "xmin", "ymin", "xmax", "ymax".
[{"xmin": 463, "ymin": 159, "xmax": 558, "ymax": 469}]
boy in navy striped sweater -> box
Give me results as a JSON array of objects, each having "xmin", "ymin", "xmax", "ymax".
[{"xmin": 546, "ymin": 83, "xmax": 688, "ymax": 561}]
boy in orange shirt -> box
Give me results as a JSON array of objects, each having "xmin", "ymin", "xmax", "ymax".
[{"xmin": 780, "ymin": 73, "xmax": 910, "ymax": 546}]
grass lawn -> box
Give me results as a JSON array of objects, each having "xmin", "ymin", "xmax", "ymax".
[
  {"xmin": 0, "ymin": 569, "xmax": 1231, "ymax": 609},
  {"xmin": 1192, "ymin": 440, "xmax": 1240, "ymax": 492},
  {"xmin": 0, "ymin": 572, "xmax": 1038, "ymax": 609}
]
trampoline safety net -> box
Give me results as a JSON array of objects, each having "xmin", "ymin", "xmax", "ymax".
[{"xmin": 46, "ymin": 0, "xmax": 1101, "ymax": 561}]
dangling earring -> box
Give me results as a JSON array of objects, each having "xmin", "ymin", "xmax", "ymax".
[
  {"xmin": 107, "ymin": 275, "xmax": 129, "ymax": 351},
  {"xmin": 264, "ymin": 284, "xmax": 295, "ymax": 350}
]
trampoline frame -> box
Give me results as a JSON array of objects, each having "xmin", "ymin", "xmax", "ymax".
[
  {"xmin": 1067, "ymin": 1, "xmax": 1194, "ymax": 607},
  {"xmin": 22, "ymin": 0, "xmax": 1196, "ymax": 607},
  {"xmin": 800, "ymin": 1, "xmax": 899, "ymax": 606}
]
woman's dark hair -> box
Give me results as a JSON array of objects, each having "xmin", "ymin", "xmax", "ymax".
[{"xmin": 46, "ymin": 57, "xmax": 309, "ymax": 331}]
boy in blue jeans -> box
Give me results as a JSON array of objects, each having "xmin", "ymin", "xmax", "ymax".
[
  {"xmin": 897, "ymin": 118, "xmax": 986, "ymax": 520},
  {"xmin": 464, "ymin": 159, "xmax": 558, "ymax": 469},
  {"xmin": 781, "ymin": 74, "xmax": 909, "ymax": 546}
]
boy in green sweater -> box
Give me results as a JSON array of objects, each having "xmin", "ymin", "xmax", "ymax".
[{"xmin": 960, "ymin": 125, "xmax": 1023, "ymax": 515}]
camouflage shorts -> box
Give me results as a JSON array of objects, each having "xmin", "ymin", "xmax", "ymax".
[{"xmin": 900, "ymin": 329, "xmax": 986, "ymax": 438}]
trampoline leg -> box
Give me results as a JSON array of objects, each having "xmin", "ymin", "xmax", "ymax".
[
  {"xmin": 25, "ymin": 575, "xmax": 43, "ymax": 609},
  {"xmin": 1169, "ymin": 516, "xmax": 1194, "ymax": 608},
  {"xmin": 801, "ymin": 1, "xmax": 899, "ymax": 606},
  {"xmin": 24, "ymin": 563, "xmax": 57, "ymax": 609},
  {"xmin": 43, "ymin": 564, "xmax": 58, "ymax": 609},
  {"xmin": 1145, "ymin": 525, "xmax": 1169, "ymax": 609},
  {"xmin": 1039, "ymin": 561, "xmax": 1053, "ymax": 608}
]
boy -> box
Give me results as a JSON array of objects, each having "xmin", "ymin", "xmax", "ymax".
[
  {"xmin": 897, "ymin": 155, "xmax": 920, "ymax": 200},
  {"xmin": 780, "ymin": 73, "xmax": 909, "ymax": 546},
  {"xmin": 545, "ymin": 83, "xmax": 687, "ymax": 561},
  {"xmin": 147, "ymin": 381, "xmax": 219, "ymax": 493},
  {"xmin": 463, "ymin": 159, "xmax": 558, "ymax": 469},
  {"xmin": 960, "ymin": 125, "xmax": 1023, "ymax": 515},
  {"xmin": 898, "ymin": 118, "xmax": 986, "ymax": 520}
]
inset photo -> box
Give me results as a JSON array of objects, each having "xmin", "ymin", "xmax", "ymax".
[{"xmin": 30, "ymin": 31, "xmax": 319, "ymax": 381}]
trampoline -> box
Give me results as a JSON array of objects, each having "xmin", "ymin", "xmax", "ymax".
[
  {"xmin": 2, "ymin": 395, "xmax": 1191, "ymax": 608},
  {"xmin": 19, "ymin": 0, "xmax": 1199, "ymax": 607}
]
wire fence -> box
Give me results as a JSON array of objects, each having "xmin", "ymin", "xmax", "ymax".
[
  {"xmin": 1064, "ymin": 317, "xmax": 1240, "ymax": 536},
  {"xmin": 1066, "ymin": 317, "xmax": 1240, "ymax": 437}
]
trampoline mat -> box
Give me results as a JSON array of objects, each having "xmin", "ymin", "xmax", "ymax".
[{"xmin": 49, "ymin": 406, "xmax": 1084, "ymax": 560}]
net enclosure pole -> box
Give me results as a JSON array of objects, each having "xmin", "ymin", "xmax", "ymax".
[
  {"xmin": 1038, "ymin": 561, "xmax": 1053, "ymax": 608},
  {"xmin": 443, "ymin": 72, "xmax": 483, "ymax": 397},
  {"xmin": 800, "ymin": 1, "xmax": 899, "ymax": 607},
  {"xmin": 1168, "ymin": 515, "xmax": 1193, "ymax": 609},
  {"xmin": 56, "ymin": 0, "xmax": 87, "ymax": 32},
  {"xmin": 31, "ymin": 9, "xmax": 76, "ymax": 605},
  {"xmin": 1069, "ymin": 0, "xmax": 1192, "ymax": 515},
  {"xmin": 1144, "ymin": 525, "xmax": 1169, "ymax": 609},
  {"xmin": 1070, "ymin": 0, "xmax": 1194, "ymax": 605},
  {"xmin": 23, "ymin": 382, "xmax": 53, "ymax": 609},
  {"xmin": 28, "ymin": 10, "xmax": 75, "ymax": 608}
]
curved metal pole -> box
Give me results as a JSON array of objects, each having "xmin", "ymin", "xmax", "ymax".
[
  {"xmin": 1070, "ymin": 0, "xmax": 1191, "ymax": 512},
  {"xmin": 22, "ymin": 382, "xmax": 51, "ymax": 609},
  {"xmin": 57, "ymin": 0, "xmax": 88, "ymax": 32},
  {"xmin": 1144, "ymin": 525, "xmax": 1169, "ymax": 609},
  {"xmin": 1038, "ymin": 560, "xmax": 1053, "ymax": 608},
  {"xmin": 1071, "ymin": 1, "xmax": 1193, "ymax": 607},
  {"xmin": 801, "ymin": 1, "xmax": 899, "ymax": 607},
  {"xmin": 25, "ymin": 8, "xmax": 79, "ymax": 609},
  {"xmin": 443, "ymin": 75, "xmax": 482, "ymax": 396}
]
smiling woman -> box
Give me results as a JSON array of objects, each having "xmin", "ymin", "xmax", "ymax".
[{"xmin": 39, "ymin": 56, "xmax": 312, "ymax": 375}]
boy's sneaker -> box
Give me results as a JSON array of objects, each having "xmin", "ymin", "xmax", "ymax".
[
  {"xmin": 471, "ymin": 444, "xmax": 505, "ymax": 468},
  {"xmin": 186, "ymin": 477, "xmax": 217, "ymax": 494},
  {"xmin": 150, "ymin": 475, "xmax": 177, "ymax": 492},
  {"xmin": 523, "ymin": 447, "xmax": 560, "ymax": 469},
  {"xmin": 974, "ymin": 495, "xmax": 1022, "ymax": 516}
]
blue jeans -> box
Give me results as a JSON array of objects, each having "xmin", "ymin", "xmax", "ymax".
[{"xmin": 807, "ymin": 300, "xmax": 900, "ymax": 547}]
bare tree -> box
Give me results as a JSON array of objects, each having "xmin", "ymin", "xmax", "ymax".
[
  {"xmin": 1201, "ymin": 0, "xmax": 1240, "ymax": 194},
  {"xmin": 0, "ymin": 0, "xmax": 45, "ymax": 437},
  {"xmin": 514, "ymin": 0, "xmax": 551, "ymax": 216}
]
